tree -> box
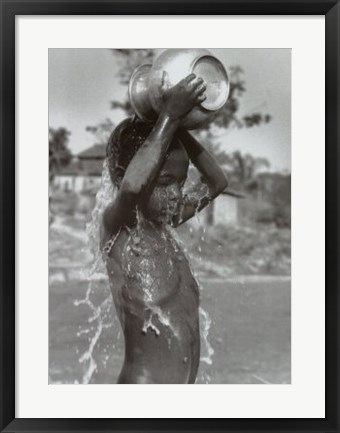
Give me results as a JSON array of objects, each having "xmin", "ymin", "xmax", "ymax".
[
  {"xmin": 49, "ymin": 127, "xmax": 72, "ymax": 181},
  {"xmin": 204, "ymin": 65, "xmax": 271, "ymax": 131},
  {"xmin": 109, "ymin": 49, "xmax": 155, "ymax": 117},
  {"xmin": 88, "ymin": 49, "xmax": 272, "ymax": 148},
  {"xmin": 113, "ymin": 49, "xmax": 155, "ymax": 86},
  {"xmin": 192, "ymin": 139, "xmax": 271, "ymax": 224},
  {"xmin": 86, "ymin": 50, "xmax": 155, "ymax": 141},
  {"xmin": 221, "ymin": 151, "xmax": 270, "ymax": 190},
  {"xmin": 85, "ymin": 118, "xmax": 115, "ymax": 145},
  {"xmin": 108, "ymin": 52, "xmax": 271, "ymax": 132}
]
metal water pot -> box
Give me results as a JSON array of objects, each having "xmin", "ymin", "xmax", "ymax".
[{"xmin": 128, "ymin": 49, "xmax": 229, "ymax": 130}]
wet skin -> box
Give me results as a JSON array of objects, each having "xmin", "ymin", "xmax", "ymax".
[
  {"xmin": 101, "ymin": 74, "xmax": 228, "ymax": 383},
  {"xmin": 103, "ymin": 145, "xmax": 201, "ymax": 384}
]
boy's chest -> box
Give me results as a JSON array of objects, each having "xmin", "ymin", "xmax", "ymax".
[
  {"xmin": 123, "ymin": 228, "xmax": 184, "ymax": 272},
  {"xmin": 107, "ymin": 227, "xmax": 199, "ymax": 307},
  {"xmin": 123, "ymin": 228, "xmax": 195, "ymax": 288}
]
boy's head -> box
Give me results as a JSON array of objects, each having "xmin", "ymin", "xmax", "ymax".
[
  {"xmin": 107, "ymin": 116, "xmax": 189, "ymax": 224},
  {"xmin": 107, "ymin": 117, "xmax": 153, "ymax": 188}
]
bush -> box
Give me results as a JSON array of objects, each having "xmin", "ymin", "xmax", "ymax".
[
  {"xmin": 273, "ymin": 205, "xmax": 291, "ymax": 228},
  {"xmin": 256, "ymin": 207, "xmax": 276, "ymax": 225},
  {"xmin": 50, "ymin": 191, "xmax": 78, "ymax": 216}
]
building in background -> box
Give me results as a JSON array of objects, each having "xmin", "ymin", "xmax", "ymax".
[
  {"xmin": 54, "ymin": 144, "xmax": 106, "ymax": 193},
  {"xmin": 53, "ymin": 143, "xmax": 246, "ymax": 226},
  {"xmin": 192, "ymin": 190, "xmax": 243, "ymax": 228}
]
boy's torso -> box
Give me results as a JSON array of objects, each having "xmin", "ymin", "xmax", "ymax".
[
  {"xmin": 103, "ymin": 221, "xmax": 201, "ymax": 383},
  {"xmin": 104, "ymin": 221, "xmax": 200, "ymax": 318}
]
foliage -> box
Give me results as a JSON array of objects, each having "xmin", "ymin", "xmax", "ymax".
[
  {"xmin": 113, "ymin": 49, "xmax": 154, "ymax": 85},
  {"xmin": 221, "ymin": 151, "xmax": 270, "ymax": 190},
  {"xmin": 49, "ymin": 127, "xmax": 72, "ymax": 179},
  {"xmin": 204, "ymin": 66, "xmax": 271, "ymax": 131},
  {"xmin": 249, "ymin": 173, "xmax": 291, "ymax": 228},
  {"xmin": 177, "ymin": 223, "xmax": 291, "ymax": 276},
  {"xmin": 109, "ymin": 49, "xmax": 155, "ymax": 117},
  {"xmin": 268, "ymin": 174, "xmax": 291, "ymax": 228},
  {"xmin": 85, "ymin": 118, "xmax": 115, "ymax": 144},
  {"xmin": 85, "ymin": 49, "xmax": 281, "ymax": 226},
  {"xmin": 86, "ymin": 49, "xmax": 272, "ymax": 144},
  {"xmin": 85, "ymin": 50, "xmax": 154, "ymax": 137}
]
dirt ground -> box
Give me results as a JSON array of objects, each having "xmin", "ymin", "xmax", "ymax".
[
  {"xmin": 49, "ymin": 216, "xmax": 290, "ymax": 384},
  {"xmin": 49, "ymin": 277, "xmax": 290, "ymax": 384}
]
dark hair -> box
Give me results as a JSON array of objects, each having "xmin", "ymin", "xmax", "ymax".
[{"xmin": 106, "ymin": 117, "xmax": 154, "ymax": 187}]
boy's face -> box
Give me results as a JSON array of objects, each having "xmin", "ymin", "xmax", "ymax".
[{"xmin": 144, "ymin": 143, "xmax": 189, "ymax": 225}]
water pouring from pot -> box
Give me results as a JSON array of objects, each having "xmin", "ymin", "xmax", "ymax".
[{"xmin": 129, "ymin": 49, "xmax": 230, "ymax": 130}]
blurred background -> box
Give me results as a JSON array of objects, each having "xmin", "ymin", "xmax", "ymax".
[{"xmin": 49, "ymin": 49, "xmax": 291, "ymax": 384}]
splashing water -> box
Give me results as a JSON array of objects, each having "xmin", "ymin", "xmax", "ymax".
[
  {"xmin": 169, "ymin": 225, "xmax": 215, "ymax": 377},
  {"xmin": 86, "ymin": 159, "xmax": 117, "ymax": 262},
  {"xmin": 74, "ymin": 159, "xmax": 118, "ymax": 384},
  {"xmin": 199, "ymin": 306, "xmax": 215, "ymax": 365},
  {"xmin": 173, "ymin": 177, "xmax": 216, "ymax": 382},
  {"xmin": 195, "ymin": 222, "xmax": 215, "ymax": 383},
  {"xmin": 195, "ymin": 221, "xmax": 215, "ymax": 376},
  {"xmin": 74, "ymin": 159, "xmax": 215, "ymax": 384},
  {"xmin": 142, "ymin": 311, "xmax": 161, "ymax": 336}
]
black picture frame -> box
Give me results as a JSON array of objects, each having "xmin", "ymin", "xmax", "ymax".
[{"xmin": 0, "ymin": 1, "xmax": 339, "ymax": 432}]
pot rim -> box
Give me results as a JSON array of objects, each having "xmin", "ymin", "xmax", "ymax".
[
  {"xmin": 128, "ymin": 64, "xmax": 155, "ymax": 122},
  {"xmin": 191, "ymin": 54, "xmax": 230, "ymax": 112}
]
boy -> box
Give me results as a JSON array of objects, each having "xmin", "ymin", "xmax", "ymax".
[{"xmin": 101, "ymin": 72, "xmax": 228, "ymax": 383}]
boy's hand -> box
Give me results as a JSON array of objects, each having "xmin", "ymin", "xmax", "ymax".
[{"xmin": 161, "ymin": 72, "xmax": 207, "ymax": 120}]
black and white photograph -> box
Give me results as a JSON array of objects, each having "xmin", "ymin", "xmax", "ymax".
[{"xmin": 48, "ymin": 48, "xmax": 291, "ymax": 385}]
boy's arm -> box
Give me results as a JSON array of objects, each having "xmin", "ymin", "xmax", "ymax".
[
  {"xmin": 102, "ymin": 74, "xmax": 207, "ymax": 240},
  {"xmin": 173, "ymin": 129, "xmax": 228, "ymax": 226}
]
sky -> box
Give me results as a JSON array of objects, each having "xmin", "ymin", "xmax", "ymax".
[{"xmin": 49, "ymin": 48, "xmax": 291, "ymax": 172}]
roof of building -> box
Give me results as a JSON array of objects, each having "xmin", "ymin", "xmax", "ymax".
[
  {"xmin": 222, "ymin": 188, "xmax": 245, "ymax": 198},
  {"xmin": 56, "ymin": 160, "xmax": 103, "ymax": 176},
  {"xmin": 57, "ymin": 161, "xmax": 82, "ymax": 176},
  {"xmin": 77, "ymin": 144, "xmax": 106, "ymax": 159}
]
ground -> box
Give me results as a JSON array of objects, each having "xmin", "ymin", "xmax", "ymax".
[{"xmin": 49, "ymin": 215, "xmax": 291, "ymax": 384}]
